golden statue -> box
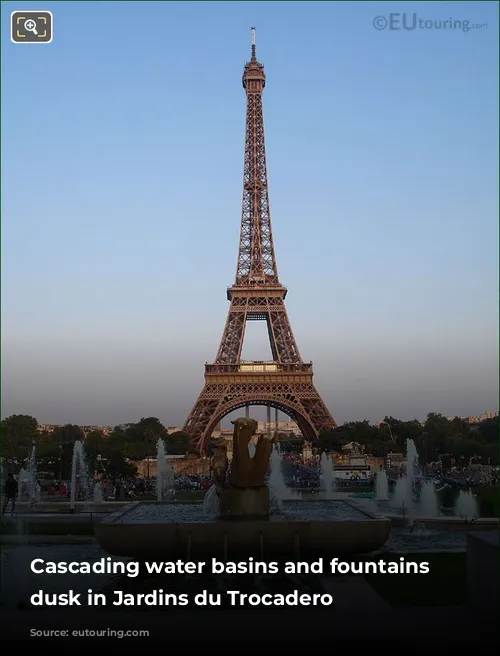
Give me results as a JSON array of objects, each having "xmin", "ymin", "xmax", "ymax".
[
  {"xmin": 212, "ymin": 441, "xmax": 228, "ymax": 491},
  {"xmin": 229, "ymin": 417, "xmax": 274, "ymax": 488},
  {"xmin": 216, "ymin": 417, "xmax": 275, "ymax": 518}
]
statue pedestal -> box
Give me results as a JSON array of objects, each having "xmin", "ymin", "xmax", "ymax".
[{"xmin": 219, "ymin": 486, "xmax": 269, "ymax": 519}]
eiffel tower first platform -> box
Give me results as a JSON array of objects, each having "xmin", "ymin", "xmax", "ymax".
[{"xmin": 183, "ymin": 29, "xmax": 337, "ymax": 453}]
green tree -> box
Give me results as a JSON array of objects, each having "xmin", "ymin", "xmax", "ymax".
[
  {"xmin": 51, "ymin": 424, "xmax": 85, "ymax": 445},
  {"xmin": 34, "ymin": 430, "xmax": 62, "ymax": 478},
  {"xmin": 450, "ymin": 416, "xmax": 471, "ymax": 437},
  {"xmin": 380, "ymin": 417, "xmax": 423, "ymax": 446},
  {"xmin": 166, "ymin": 431, "xmax": 189, "ymax": 455},
  {"xmin": 318, "ymin": 428, "xmax": 343, "ymax": 453},
  {"xmin": 423, "ymin": 413, "xmax": 453, "ymax": 453},
  {"xmin": 126, "ymin": 417, "xmax": 168, "ymax": 441},
  {"xmin": 478, "ymin": 416, "xmax": 499, "ymax": 443},
  {"xmin": 452, "ymin": 438, "xmax": 484, "ymax": 460},
  {"xmin": 48, "ymin": 425, "xmax": 86, "ymax": 479},
  {"xmin": 123, "ymin": 440, "xmax": 149, "ymax": 460},
  {"xmin": 84, "ymin": 430, "xmax": 106, "ymax": 475},
  {"xmin": 105, "ymin": 452, "xmax": 137, "ymax": 479},
  {"xmin": 1, "ymin": 414, "xmax": 39, "ymax": 461},
  {"xmin": 340, "ymin": 421, "xmax": 380, "ymax": 447},
  {"xmin": 125, "ymin": 417, "xmax": 169, "ymax": 459},
  {"xmin": 105, "ymin": 425, "xmax": 128, "ymax": 455},
  {"xmin": 483, "ymin": 442, "xmax": 499, "ymax": 466},
  {"xmin": 378, "ymin": 417, "xmax": 399, "ymax": 445}
]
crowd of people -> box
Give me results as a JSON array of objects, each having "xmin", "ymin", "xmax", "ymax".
[
  {"xmin": 43, "ymin": 474, "xmax": 214, "ymax": 502},
  {"xmin": 3, "ymin": 453, "xmax": 498, "ymax": 514}
]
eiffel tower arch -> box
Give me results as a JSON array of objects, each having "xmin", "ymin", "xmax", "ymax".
[
  {"xmin": 183, "ymin": 29, "xmax": 336, "ymax": 453},
  {"xmin": 185, "ymin": 374, "xmax": 331, "ymax": 448}
]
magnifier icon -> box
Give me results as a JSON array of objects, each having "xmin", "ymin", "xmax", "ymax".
[{"xmin": 24, "ymin": 19, "xmax": 38, "ymax": 35}]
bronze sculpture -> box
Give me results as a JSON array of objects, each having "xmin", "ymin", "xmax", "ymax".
[
  {"xmin": 229, "ymin": 417, "xmax": 274, "ymax": 488},
  {"xmin": 213, "ymin": 416, "xmax": 275, "ymax": 518},
  {"xmin": 212, "ymin": 441, "xmax": 229, "ymax": 489}
]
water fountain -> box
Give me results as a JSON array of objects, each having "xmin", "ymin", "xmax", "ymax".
[
  {"xmin": 18, "ymin": 445, "xmax": 40, "ymax": 503},
  {"xmin": 390, "ymin": 476, "xmax": 407, "ymax": 510},
  {"xmin": 320, "ymin": 452, "xmax": 335, "ymax": 499},
  {"xmin": 379, "ymin": 441, "xmax": 489, "ymax": 529},
  {"xmin": 156, "ymin": 438, "xmax": 175, "ymax": 501},
  {"xmin": 387, "ymin": 439, "xmax": 419, "ymax": 526},
  {"xmin": 95, "ymin": 417, "xmax": 391, "ymax": 559},
  {"xmin": 17, "ymin": 469, "xmax": 30, "ymax": 501},
  {"xmin": 202, "ymin": 484, "xmax": 220, "ymax": 514},
  {"xmin": 69, "ymin": 441, "xmax": 92, "ymax": 511},
  {"xmin": 419, "ymin": 480, "xmax": 440, "ymax": 517},
  {"xmin": 405, "ymin": 438, "xmax": 419, "ymax": 527},
  {"xmin": 93, "ymin": 482, "xmax": 103, "ymax": 504},
  {"xmin": 27, "ymin": 445, "xmax": 38, "ymax": 503},
  {"xmin": 268, "ymin": 445, "xmax": 291, "ymax": 505},
  {"xmin": 375, "ymin": 470, "xmax": 389, "ymax": 501},
  {"xmin": 454, "ymin": 489, "xmax": 479, "ymax": 520}
]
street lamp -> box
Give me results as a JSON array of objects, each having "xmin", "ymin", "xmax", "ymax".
[{"xmin": 58, "ymin": 444, "xmax": 63, "ymax": 482}]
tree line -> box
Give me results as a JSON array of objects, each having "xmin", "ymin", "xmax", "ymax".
[
  {"xmin": 1, "ymin": 412, "xmax": 498, "ymax": 480},
  {"xmin": 313, "ymin": 413, "xmax": 499, "ymax": 466},
  {"xmin": 0, "ymin": 415, "xmax": 191, "ymax": 480}
]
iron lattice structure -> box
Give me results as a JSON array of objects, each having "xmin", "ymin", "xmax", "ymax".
[{"xmin": 183, "ymin": 31, "xmax": 336, "ymax": 453}]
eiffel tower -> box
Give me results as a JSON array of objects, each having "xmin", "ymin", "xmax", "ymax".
[{"xmin": 183, "ymin": 29, "xmax": 336, "ymax": 453}]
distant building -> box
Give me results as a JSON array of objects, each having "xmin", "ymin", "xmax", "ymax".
[
  {"xmin": 331, "ymin": 452, "xmax": 384, "ymax": 476},
  {"xmin": 466, "ymin": 412, "xmax": 498, "ymax": 423},
  {"xmin": 342, "ymin": 441, "xmax": 365, "ymax": 454},
  {"xmin": 446, "ymin": 412, "xmax": 498, "ymax": 423},
  {"xmin": 37, "ymin": 424, "xmax": 112, "ymax": 436},
  {"xmin": 135, "ymin": 455, "xmax": 210, "ymax": 478},
  {"xmin": 211, "ymin": 420, "xmax": 300, "ymax": 439}
]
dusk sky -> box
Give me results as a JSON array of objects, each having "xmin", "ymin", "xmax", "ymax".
[{"xmin": 2, "ymin": 1, "xmax": 498, "ymax": 428}]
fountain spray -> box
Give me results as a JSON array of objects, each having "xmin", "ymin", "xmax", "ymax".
[
  {"xmin": 156, "ymin": 438, "xmax": 175, "ymax": 501},
  {"xmin": 320, "ymin": 452, "xmax": 336, "ymax": 499},
  {"xmin": 268, "ymin": 445, "xmax": 288, "ymax": 507},
  {"xmin": 405, "ymin": 439, "xmax": 419, "ymax": 527},
  {"xmin": 375, "ymin": 470, "xmax": 389, "ymax": 500},
  {"xmin": 26, "ymin": 442, "xmax": 39, "ymax": 504},
  {"xmin": 70, "ymin": 441, "xmax": 91, "ymax": 512}
]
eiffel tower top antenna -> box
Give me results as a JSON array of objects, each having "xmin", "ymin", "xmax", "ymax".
[{"xmin": 237, "ymin": 24, "xmax": 279, "ymax": 288}]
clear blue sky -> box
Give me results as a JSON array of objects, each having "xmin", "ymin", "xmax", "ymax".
[{"xmin": 2, "ymin": 1, "xmax": 498, "ymax": 428}]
